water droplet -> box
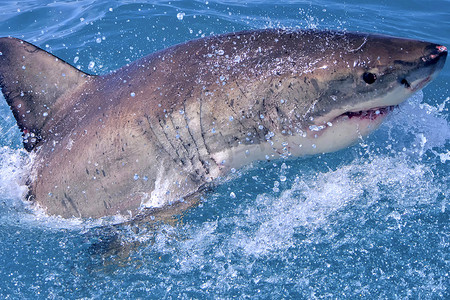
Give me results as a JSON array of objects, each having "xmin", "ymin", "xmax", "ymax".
[
  {"xmin": 88, "ymin": 61, "xmax": 95, "ymax": 70},
  {"xmin": 177, "ymin": 12, "xmax": 185, "ymax": 20},
  {"xmin": 280, "ymin": 175, "xmax": 287, "ymax": 182},
  {"xmin": 96, "ymin": 37, "xmax": 101, "ymax": 43},
  {"xmin": 179, "ymin": 109, "xmax": 184, "ymax": 115},
  {"xmin": 231, "ymin": 168, "xmax": 236, "ymax": 173},
  {"xmin": 109, "ymin": 8, "xmax": 113, "ymax": 12},
  {"xmin": 22, "ymin": 66, "xmax": 26, "ymax": 70},
  {"xmin": 309, "ymin": 125, "xmax": 325, "ymax": 131},
  {"xmin": 133, "ymin": 174, "xmax": 139, "ymax": 180},
  {"xmin": 265, "ymin": 131, "xmax": 275, "ymax": 140},
  {"xmin": 229, "ymin": 192, "xmax": 236, "ymax": 198},
  {"xmin": 265, "ymin": 155, "xmax": 270, "ymax": 160},
  {"xmin": 258, "ymin": 125, "xmax": 264, "ymax": 130},
  {"xmin": 130, "ymin": 92, "xmax": 136, "ymax": 97},
  {"xmin": 73, "ymin": 56, "xmax": 79, "ymax": 64},
  {"xmin": 211, "ymin": 128, "xmax": 216, "ymax": 133},
  {"xmin": 43, "ymin": 112, "xmax": 48, "ymax": 117},
  {"xmin": 229, "ymin": 116, "xmax": 234, "ymax": 121},
  {"xmin": 312, "ymin": 144, "xmax": 317, "ymax": 148},
  {"xmin": 217, "ymin": 49, "xmax": 224, "ymax": 55}
]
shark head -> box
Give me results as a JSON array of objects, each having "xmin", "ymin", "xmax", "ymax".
[
  {"xmin": 258, "ymin": 31, "xmax": 448, "ymax": 155},
  {"xmin": 205, "ymin": 30, "xmax": 447, "ymax": 167}
]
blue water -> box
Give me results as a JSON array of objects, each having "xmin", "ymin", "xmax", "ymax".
[{"xmin": 0, "ymin": 0, "xmax": 449, "ymax": 298}]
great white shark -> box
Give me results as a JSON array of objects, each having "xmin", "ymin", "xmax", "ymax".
[{"xmin": 0, "ymin": 29, "xmax": 447, "ymax": 220}]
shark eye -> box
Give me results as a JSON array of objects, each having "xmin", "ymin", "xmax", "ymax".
[{"xmin": 363, "ymin": 72, "xmax": 377, "ymax": 84}]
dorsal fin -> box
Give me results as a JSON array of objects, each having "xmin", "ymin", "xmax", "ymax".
[{"xmin": 0, "ymin": 37, "xmax": 92, "ymax": 151}]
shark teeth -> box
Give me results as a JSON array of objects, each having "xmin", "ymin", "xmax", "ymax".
[
  {"xmin": 343, "ymin": 105, "xmax": 396, "ymax": 120},
  {"xmin": 309, "ymin": 105, "xmax": 397, "ymax": 134}
]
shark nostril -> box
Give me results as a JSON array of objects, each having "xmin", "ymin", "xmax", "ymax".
[
  {"xmin": 400, "ymin": 78, "xmax": 411, "ymax": 88},
  {"xmin": 437, "ymin": 45, "xmax": 447, "ymax": 53}
]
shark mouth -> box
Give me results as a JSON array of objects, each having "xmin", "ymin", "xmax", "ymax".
[
  {"xmin": 341, "ymin": 105, "xmax": 396, "ymax": 120},
  {"xmin": 308, "ymin": 105, "xmax": 396, "ymax": 133}
]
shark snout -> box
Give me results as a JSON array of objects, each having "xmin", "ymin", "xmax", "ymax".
[{"xmin": 401, "ymin": 43, "xmax": 447, "ymax": 92}]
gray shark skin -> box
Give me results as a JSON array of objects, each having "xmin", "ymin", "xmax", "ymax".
[{"xmin": 0, "ymin": 29, "xmax": 447, "ymax": 220}]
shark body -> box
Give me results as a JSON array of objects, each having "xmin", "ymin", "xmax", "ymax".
[{"xmin": 0, "ymin": 30, "xmax": 446, "ymax": 219}]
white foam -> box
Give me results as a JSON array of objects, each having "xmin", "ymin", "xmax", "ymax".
[
  {"xmin": 232, "ymin": 155, "xmax": 431, "ymax": 256},
  {"xmin": 375, "ymin": 91, "xmax": 449, "ymax": 156},
  {"xmin": 0, "ymin": 146, "xmax": 31, "ymax": 209}
]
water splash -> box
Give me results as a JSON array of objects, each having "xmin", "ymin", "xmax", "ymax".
[{"xmin": 0, "ymin": 147, "xmax": 30, "ymax": 210}]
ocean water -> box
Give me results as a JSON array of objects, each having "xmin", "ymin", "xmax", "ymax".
[{"xmin": 0, "ymin": 0, "xmax": 449, "ymax": 298}]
